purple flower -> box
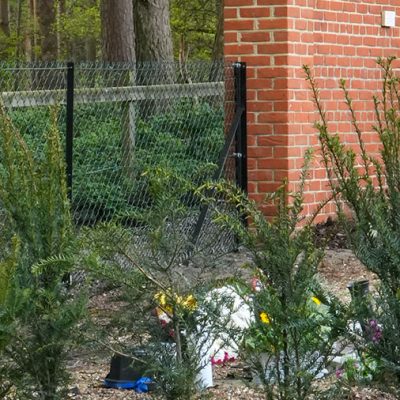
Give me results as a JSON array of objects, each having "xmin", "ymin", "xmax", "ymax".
[
  {"xmin": 372, "ymin": 329, "xmax": 382, "ymax": 343},
  {"xmin": 369, "ymin": 319, "xmax": 377, "ymax": 328},
  {"xmin": 368, "ymin": 319, "xmax": 383, "ymax": 344}
]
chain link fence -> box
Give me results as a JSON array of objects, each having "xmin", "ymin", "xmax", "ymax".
[{"xmin": 0, "ymin": 61, "xmax": 244, "ymax": 260}]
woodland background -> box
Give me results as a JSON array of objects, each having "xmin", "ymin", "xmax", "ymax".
[{"xmin": 0, "ymin": 0, "xmax": 223, "ymax": 64}]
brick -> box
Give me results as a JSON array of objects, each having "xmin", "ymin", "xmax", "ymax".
[
  {"xmin": 238, "ymin": 55, "xmax": 271, "ymax": 65},
  {"xmin": 274, "ymin": 101, "xmax": 289, "ymax": 111},
  {"xmin": 273, "ymin": 31, "xmax": 289, "ymax": 42},
  {"xmin": 248, "ymin": 146, "xmax": 274, "ymax": 158},
  {"xmin": 240, "ymin": 7, "xmax": 270, "ymax": 18},
  {"xmin": 258, "ymin": 43, "xmax": 289, "ymax": 54},
  {"xmin": 223, "ymin": 0, "xmax": 400, "ymax": 219},
  {"xmin": 257, "ymin": 135, "xmax": 287, "ymax": 146},
  {"xmin": 295, "ymin": 19, "xmax": 308, "ymax": 31},
  {"xmin": 225, "ymin": 0, "xmax": 253, "ymax": 5},
  {"xmin": 224, "ymin": 32, "xmax": 238, "ymax": 43},
  {"xmin": 257, "ymin": 111, "xmax": 288, "ymax": 123},
  {"xmin": 274, "ymin": 169, "xmax": 290, "ymax": 181},
  {"xmin": 248, "ymin": 169, "xmax": 274, "ymax": 181},
  {"xmin": 258, "ymin": 18, "xmax": 287, "ymax": 30},
  {"xmin": 247, "ymin": 78, "xmax": 273, "ymax": 90},
  {"xmin": 224, "ymin": 8, "xmax": 237, "ymax": 18},
  {"xmin": 273, "ymin": 55, "xmax": 289, "ymax": 65},
  {"xmin": 241, "ymin": 31, "xmax": 270, "ymax": 42},
  {"xmin": 257, "ymin": 0, "xmax": 286, "ymax": 4},
  {"xmin": 224, "ymin": 19, "xmax": 254, "ymax": 31},
  {"xmin": 257, "ymin": 89, "xmax": 289, "ymax": 101},
  {"xmin": 257, "ymin": 67, "xmax": 287, "ymax": 78},
  {"xmin": 248, "ymin": 100, "xmax": 273, "ymax": 111},
  {"xmin": 273, "ymin": 124, "xmax": 290, "ymax": 135},
  {"xmin": 248, "ymin": 124, "xmax": 274, "ymax": 135},
  {"xmin": 225, "ymin": 44, "xmax": 255, "ymax": 55},
  {"xmin": 257, "ymin": 182, "xmax": 281, "ymax": 193}
]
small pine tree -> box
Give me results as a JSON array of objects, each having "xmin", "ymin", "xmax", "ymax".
[
  {"xmin": 200, "ymin": 154, "xmax": 347, "ymax": 400},
  {"xmin": 305, "ymin": 57, "xmax": 400, "ymax": 387},
  {"xmin": 84, "ymin": 167, "xmax": 242, "ymax": 400},
  {"xmin": 0, "ymin": 103, "xmax": 87, "ymax": 399}
]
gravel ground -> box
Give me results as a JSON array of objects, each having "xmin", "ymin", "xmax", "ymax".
[
  {"xmin": 67, "ymin": 351, "xmax": 397, "ymax": 400},
  {"xmin": 67, "ymin": 356, "xmax": 267, "ymax": 399}
]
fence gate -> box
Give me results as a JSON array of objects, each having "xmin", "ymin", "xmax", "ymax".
[{"xmin": 0, "ymin": 61, "xmax": 247, "ymax": 258}]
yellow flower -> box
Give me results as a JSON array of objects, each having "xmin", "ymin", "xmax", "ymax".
[
  {"xmin": 311, "ymin": 296, "xmax": 321, "ymax": 306},
  {"xmin": 155, "ymin": 292, "xmax": 167, "ymax": 307},
  {"xmin": 154, "ymin": 291, "xmax": 197, "ymax": 314},
  {"xmin": 154, "ymin": 292, "xmax": 173, "ymax": 314},
  {"xmin": 181, "ymin": 294, "xmax": 197, "ymax": 311},
  {"xmin": 260, "ymin": 312, "xmax": 270, "ymax": 324}
]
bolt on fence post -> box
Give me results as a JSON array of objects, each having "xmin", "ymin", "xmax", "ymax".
[
  {"xmin": 233, "ymin": 62, "xmax": 247, "ymax": 195},
  {"xmin": 66, "ymin": 62, "xmax": 74, "ymax": 202}
]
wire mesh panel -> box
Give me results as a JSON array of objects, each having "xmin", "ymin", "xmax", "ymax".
[
  {"xmin": 0, "ymin": 62, "xmax": 68, "ymax": 155},
  {"xmin": 0, "ymin": 61, "xmax": 241, "ymax": 261}
]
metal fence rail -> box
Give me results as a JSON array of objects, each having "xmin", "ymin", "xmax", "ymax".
[{"xmin": 0, "ymin": 61, "xmax": 245, "ymax": 257}]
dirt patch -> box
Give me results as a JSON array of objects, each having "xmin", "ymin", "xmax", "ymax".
[{"xmin": 319, "ymin": 249, "xmax": 378, "ymax": 302}]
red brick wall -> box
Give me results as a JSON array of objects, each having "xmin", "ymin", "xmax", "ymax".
[{"xmin": 224, "ymin": 0, "xmax": 400, "ymax": 220}]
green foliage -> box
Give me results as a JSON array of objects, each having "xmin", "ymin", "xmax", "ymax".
[
  {"xmin": 170, "ymin": 0, "xmax": 218, "ymax": 60},
  {"xmin": 304, "ymin": 57, "xmax": 400, "ymax": 387},
  {"xmin": 84, "ymin": 168, "xmax": 240, "ymax": 400},
  {"xmin": 339, "ymin": 353, "xmax": 380, "ymax": 384},
  {"xmin": 200, "ymin": 158, "xmax": 347, "ymax": 400},
  {"xmin": 57, "ymin": 0, "xmax": 101, "ymax": 59},
  {"xmin": 7, "ymin": 100, "xmax": 224, "ymax": 225},
  {"xmin": 0, "ymin": 0, "xmax": 219, "ymax": 62},
  {"xmin": 0, "ymin": 0, "xmax": 100, "ymax": 62},
  {"xmin": 0, "ymin": 104, "xmax": 71, "ymax": 262},
  {"xmin": 0, "ymin": 103, "xmax": 87, "ymax": 399},
  {"xmin": 0, "ymin": 235, "xmax": 19, "ymax": 308},
  {"xmin": 0, "ymin": 30, "xmax": 21, "ymax": 61},
  {"xmin": 147, "ymin": 347, "xmax": 199, "ymax": 400}
]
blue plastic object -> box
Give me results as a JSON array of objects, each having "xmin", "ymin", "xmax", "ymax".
[{"xmin": 104, "ymin": 377, "xmax": 153, "ymax": 393}]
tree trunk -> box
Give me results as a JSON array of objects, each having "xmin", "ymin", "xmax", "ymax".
[
  {"xmin": 85, "ymin": 0, "xmax": 97, "ymax": 62},
  {"xmin": 29, "ymin": 0, "xmax": 38, "ymax": 61},
  {"xmin": 134, "ymin": 0, "xmax": 173, "ymax": 63},
  {"xmin": 24, "ymin": 34, "xmax": 32, "ymax": 62},
  {"xmin": 37, "ymin": 0, "xmax": 57, "ymax": 61},
  {"xmin": 101, "ymin": 0, "xmax": 136, "ymax": 175},
  {"xmin": 210, "ymin": 0, "xmax": 224, "ymax": 81},
  {"xmin": 56, "ymin": 0, "xmax": 66, "ymax": 59},
  {"xmin": 15, "ymin": 0, "xmax": 23, "ymax": 61},
  {"xmin": 34, "ymin": 0, "xmax": 58, "ymax": 88},
  {"xmin": 134, "ymin": 0, "xmax": 174, "ymax": 125},
  {"xmin": 0, "ymin": 0, "xmax": 10, "ymax": 37},
  {"xmin": 101, "ymin": 0, "xmax": 135, "ymax": 63},
  {"xmin": 212, "ymin": 0, "xmax": 224, "ymax": 63},
  {"xmin": 85, "ymin": 37, "xmax": 96, "ymax": 61}
]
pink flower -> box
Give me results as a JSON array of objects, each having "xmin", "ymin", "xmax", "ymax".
[
  {"xmin": 211, "ymin": 352, "xmax": 236, "ymax": 366},
  {"xmin": 223, "ymin": 351, "xmax": 236, "ymax": 363},
  {"xmin": 335, "ymin": 368, "xmax": 344, "ymax": 379},
  {"xmin": 211, "ymin": 357, "xmax": 222, "ymax": 366}
]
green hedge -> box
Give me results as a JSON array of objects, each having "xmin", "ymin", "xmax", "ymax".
[{"xmin": 5, "ymin": 100, "xmax": 224, "ymax": 225}]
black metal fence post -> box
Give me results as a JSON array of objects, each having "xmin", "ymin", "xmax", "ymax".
[
  {"xmin": 233, "ymin": 62, "xmax": 247, "ymax": 194},
  {"xmin": 66, "ymin": 62, "xmax": 74, "ymax": 201},
  {"xmin": 189, "ymin": 62, "xmax": 248, "ymax": 251}
]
